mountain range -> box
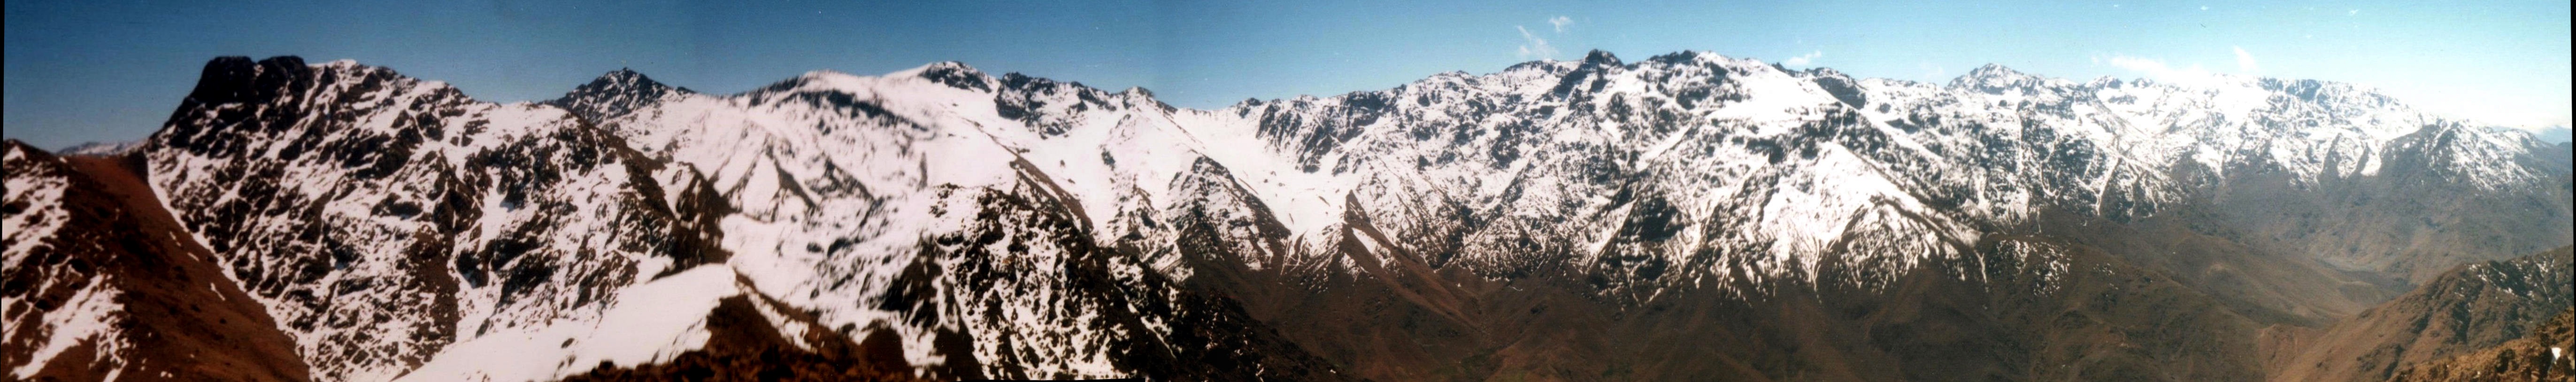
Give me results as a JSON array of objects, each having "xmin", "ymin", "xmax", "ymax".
[{"xmin": 7, "ymin": 51, "xmax": 2571, "ymax": 381}]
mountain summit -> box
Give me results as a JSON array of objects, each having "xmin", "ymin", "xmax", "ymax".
[{"xmin": 545, "ymin": 68, "xmax": 692, "ymax": 125}]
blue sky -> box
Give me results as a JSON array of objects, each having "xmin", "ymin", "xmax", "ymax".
[{"xmin": 7, "ymin": 0, "xmax": 2569, "ymax": 148}]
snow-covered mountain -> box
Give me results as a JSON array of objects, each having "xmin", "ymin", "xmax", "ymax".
[
  {"xmin": 55, "ymin": 141, "xmax": 143, "ymax": 156},
  {"xmin": 6, "ymin": 51, "xmax": 2570, "ymax": 381}
]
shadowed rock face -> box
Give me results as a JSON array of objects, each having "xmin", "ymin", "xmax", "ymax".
[
  {"xmin": 556, "ymin": 296, "xmax": 924, "ymax": 382},
  {"xmin": 8, "ymin": 51, "xmax": 2573, "ymax": 381},
  {"xmin": 183, "ymin": 56, "xmax": 310, "ymax": 106}
]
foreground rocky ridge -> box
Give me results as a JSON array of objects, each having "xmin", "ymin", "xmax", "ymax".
[
  {"xmin": 4, "ymin": 142, "xmax": 310, "ymax": 381},
  {"xmin": 2385, "ymin": 307, "xmax": 2576, "ymax": 382},
  {"xmin": 4, "ymin": 51, "xmax": 2571, "ymax": 381},
  {"xmin": 2266, "ymin": 246, "xmax": 2574, "ymax": 382}
]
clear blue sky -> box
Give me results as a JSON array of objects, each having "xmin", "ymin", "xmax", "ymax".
[{"xmin": 7, "ymin": 0, "xmax": 2568, "ymax": 149}]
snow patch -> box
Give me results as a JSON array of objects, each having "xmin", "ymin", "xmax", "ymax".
[{"xmin": 395, "ymin": 266, "xmax": 743, "ymax": 382}]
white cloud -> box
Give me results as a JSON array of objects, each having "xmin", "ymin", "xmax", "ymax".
[
  {"xmin": 1783, "ymin": 50, "xmax": 1824, "ymax": 66},
  {"xmin": 1548, "ymin": 16, "xmax": 1573, "ymax": 33},
  {"xmin": 2348, "ymin": 9, "xmax": 2358, "ymax": 16},
  {"xmin": 1920, "ymin": 62, "xmax": 1947, "ymax": 80},
  {"xmin": 2232, "ymin": 46, "xmax": 2259, "ymax": 72},
  {"xmin": 1516, "ymin": 25, "xmax": 1558, "ymax": 60},
  {"xmin": 2379, "ymin": 85, "xmax": 2576, "ymax": 132},
  {"xmin": 2199, "ymin": 5, "xmax": 2210, "ymax": 10}
]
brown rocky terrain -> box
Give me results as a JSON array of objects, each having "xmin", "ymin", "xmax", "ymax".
[
  {"xmin": 2, "ymin": 142, "xmax": 309, "ymax": 381},
  {"xmin": 2266, "ymin": 246, "xmax": 2574, "ymax": 382},
  {"xmin": 2384, "ymin": 307, "xmax": 2576, "ymax": 382},
  {"xmin": 1173, "ymin": 215, "xmax": 2288, "ymax": 382}
]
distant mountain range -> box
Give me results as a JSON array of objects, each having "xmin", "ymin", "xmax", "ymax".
[
  {"xmin": 8, "ymin": 51, "xmax": 2571, "ymax": 381},
  {"xmin": 2536, "ymin": 126, "xmax": 2573, "ymax": 145}
]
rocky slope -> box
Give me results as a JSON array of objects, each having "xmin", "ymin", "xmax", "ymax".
[
  {"xmin": 2266, "ymin": 246, "xmax": 2574, "ymax": 382},
  {"xmin": 3, "ymin": 142, "xmax": 309, "ymax": 381},
  {"xmin": 2384, "ymin": 307, "xmax": 2575, "ymax": 382}
]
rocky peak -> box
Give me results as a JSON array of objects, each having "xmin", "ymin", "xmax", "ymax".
[
  {"xmin": 1950, "ymin": 62, "xmax": 2041, "ymax": 94},
  {"xmin": 1962, "ymin": 62, "xmax": 2022, "ymax": 78},
  {"xmin": 1804, "ymin": 67, "xmax": 1869, "ymax": 108},
  {"xmin": 913, "ymin": 61, "xmax": 993, "ymax": 92},
  {"xmin": 1580, "ymin": 49, "xmax": 1624, "ymax": 67},
  {"xmin": 547, "ymin": 68, "xmax": 690, "ymax": 124},
  {"xmin": 600, "ymin": 68, "xmax": 684, "ymax": 93},
  {"xmin": 184, "ymin": 55, "xmax": 312, "ymax": 105},
  {"xmin": 569, "ymin": 68, "xmax": 686, "ymax": 100}
]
